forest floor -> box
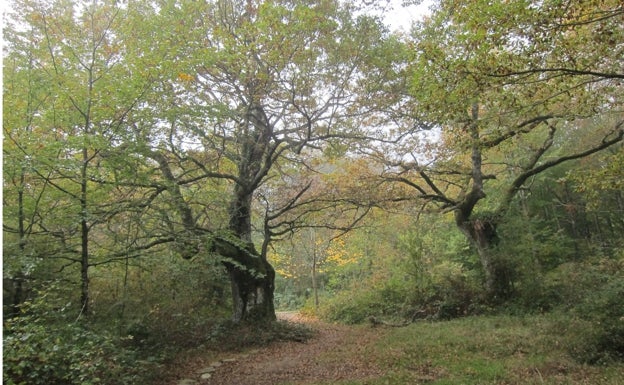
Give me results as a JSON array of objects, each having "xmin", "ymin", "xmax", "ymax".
[
  {"xmin": 165, "ymin": 311, "xmax": 387, "ymax": 385},
  {"xmin": 162, "ymin": 312, "xmax": 624, "ymax": 385}
]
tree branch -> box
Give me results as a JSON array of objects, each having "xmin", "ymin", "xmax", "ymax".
[
  {"xmin": 499, "ymin": 120, "xmax": 624, "ymax": 217},
  {"xmin": 488, "ymin": 68, "xmax": 624, "ymax": 80}
]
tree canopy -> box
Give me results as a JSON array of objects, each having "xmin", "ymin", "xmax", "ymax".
[{"xmin": 3, "ymin": 1, "xmax": 624, "ymax": 382}]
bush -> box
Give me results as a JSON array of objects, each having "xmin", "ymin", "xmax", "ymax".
[
  {"xmin": 134, "ymin": 304, "xmax": 229, "ymax": 350},
  {"xmin": 568, "ymin": 277, "xmax": 624, "ymax": 364},
  {"xmin": 3, "ymin": 287, "xmax": 161, "ymax": 385},
  {"xmin": 319, "ymin": 266, "xmax": 483, "ymax": 324},
  {"xmin": 320, "ymin": 279, "xmax": 408, "ymax": 324}
]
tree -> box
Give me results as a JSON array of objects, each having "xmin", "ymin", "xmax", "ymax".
[
  {"xmin": 126, "ymin": 0, "xmax": 391, "ymax": 322},
  {"xmin": 3, "ymin": 5, "xmax": 54, "ymax": 314},
  {"xmin": 377, "ymin": 0, "xmax": 624, "ymax": 300},
  {"xmin": 3, "ymin": 0, "xmax": 169, "ymax": 315}
]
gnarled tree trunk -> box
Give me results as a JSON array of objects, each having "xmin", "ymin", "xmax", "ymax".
[
  {"xmin": 225, "ymin": 255, "xmax": 275, "ymax": 323},
  {"xmin": 222, "ymin": 183, "xmax": 276, "ymax": 323},
  {"xmin": 455, "ymin": 213, "xmax": 514, "ymax": 302}
]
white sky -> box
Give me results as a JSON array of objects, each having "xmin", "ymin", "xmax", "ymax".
[{"xmin": 384, "ymin": 0, "xmax": 434, "ymax": 32}]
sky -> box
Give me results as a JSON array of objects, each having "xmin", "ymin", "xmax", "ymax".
[{"xmin": 384, "ymin": 0, "xmax": 434, "ymax": 32}]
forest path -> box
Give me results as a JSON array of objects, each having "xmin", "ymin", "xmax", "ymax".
[{"xmin": 171, "ymin": 312, "xmax": 387, "ymax": 385}]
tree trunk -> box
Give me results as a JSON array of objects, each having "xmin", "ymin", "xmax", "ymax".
[
  {"xmin": 219, "ymin": 237, "xmax": 276, "ymax": 323},
  {"xmin": 8, "ymin": 177, "xmax": 28, "ymax": 317},
  {"xmin": 220, "ymin": 103, "xmax": 278, "ymax": 323},
  {"xmin": 226, "ymin": 259, "xmax": 275, "ymax": 323},
  {"xmin": 80, "ymin": 149, "xmax": 91, "ymax": 316},
  {"xmin": 223, "ymin": 188, "xmax": 276, "ymax": 323},
  {"xmin": 453, "ymin": 104, "xmax": 514, "ymax": 303},
  {"xmin": 312, "ymin": 248, "xmax": 319, "ymax": 309},
  {"xmin": 456, "ymin": 214, "xmax": 513, "ymax": 302}
]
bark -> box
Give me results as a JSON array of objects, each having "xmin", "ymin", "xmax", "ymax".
[
  {"xmin": 453, "ymin": 104, "xmax": 513, "ymax": 301},
  {"xmin": 215, "ymin": 228, "xmax": 276, "ymax": 323},
  {"xmin": 226, "ymin": 258, "xmax": 276, "ymax": 323},
  {"xmin": 7, "ymin": 175, "xmax": 29, "ymax": 317},
  {"xmin": 312, "ymin": 250, "xmax": 319, "ymax": 310},
  {"xmin": 80, "ymin": 148, "xmax": 91, "ymax": 316},
  {"xmin": 455, "ymin": 213, "xmax": 513, "ymax": 302},
  {"xmin": 223, "ymin": 175, "xmax": 276, "ymax": 323}
]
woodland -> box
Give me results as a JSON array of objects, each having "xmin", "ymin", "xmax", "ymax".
[{"xmin": 2, "ymin": 0, "xmax": 624, "ymax": 384}]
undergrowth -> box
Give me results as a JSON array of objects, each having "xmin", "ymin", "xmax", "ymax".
[{"xmin": 332, "ymin": 314, "xmax": 624, "ymax": 385}]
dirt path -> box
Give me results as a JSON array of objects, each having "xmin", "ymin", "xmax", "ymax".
[{"xmin": 169, "ymin": 313, "xmax": 387, "ymax": 385}]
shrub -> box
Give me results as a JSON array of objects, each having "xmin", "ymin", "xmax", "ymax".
[
  {"xmin": 320, "ymin": 279, "xmax": 408, "ymax": 324},
  {"xmin": 319, "ymin": 266, "xmax": 484, "ymax": 324},
  {"xmin": 568, "ymin": 277, "xmax": 624, "ymax": 364},
  {"xmin": 3, "ymin": 287, "xmax": 161, "ymax": 385}
]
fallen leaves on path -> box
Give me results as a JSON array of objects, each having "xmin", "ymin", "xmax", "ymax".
[{"xmin": 169, "ymin": 312, "xmax": 388, "ymax": 385}]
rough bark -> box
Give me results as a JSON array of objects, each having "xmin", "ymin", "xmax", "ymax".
[
  {"xmin": 226, "ymin": 256, "xmax": 276, "ymax": 323},
  {"xmin": 455, "ymin": 213, "xmax": 513, "ymax": 302},
  {"xmin": 223, "ymin": 111, "xmax": 277, "ymax": 323},
  {"xmin": 215, "ymin": 228, "xmax": 276, "ymax": 323}
]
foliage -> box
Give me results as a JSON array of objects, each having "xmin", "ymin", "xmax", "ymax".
[
  {"xmin": 273, "ymin": 274, "xmax": 309, "ymax": 310},
  {"xmin": 2, "ymin": 0, "xmax": 175, "ymax": 316},
  {"xmin": 320, "ymin": 278, "xmax": 409, "ymax": 324},
  {"xmin": 572, "ymin": 144, "xmax": 624, "ymax": 207},
  {"xmin": 317, "ymin": 212, "xmax": 483, "ymax": 323},
  {"xmin": 2, "ymin": 251, "xmax": 235, "ymax": 384},
  {"xmin": 3, "ymin": 1, "xmax": 624, "ymax": 383},
  {"xmin": 394, "ymin": 222, "xmax": 483, "ymax": 319},
  {"xmin": 565, "ymin": 256, "xmax": 624, "ymax": 364},
  {"xmin": 494, "ymin": 206, "xmax": 575, "ymax": 312},
  {"xmin": 371, "ymin": 0, "xmax": 624, "ymax": 300},
  {"xmin": 270, "ymin": 212, "xmax": 388, "ymax": 312},
  {"xmin": 3, "ymin": 285, "xmax": 161, "ymax": 385},
  {"xmin": 368, "ymin": 314, "xmax": 624, "ymax": 385}
]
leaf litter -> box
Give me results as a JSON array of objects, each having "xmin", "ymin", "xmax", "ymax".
[{"xmin": 167, "ymin": 312, "xmax": 387, "ymax": 385}]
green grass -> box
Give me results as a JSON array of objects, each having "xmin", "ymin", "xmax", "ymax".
[{"xmin": 311, "ymin": 314, "xmax": 624, "ymax": 385}]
